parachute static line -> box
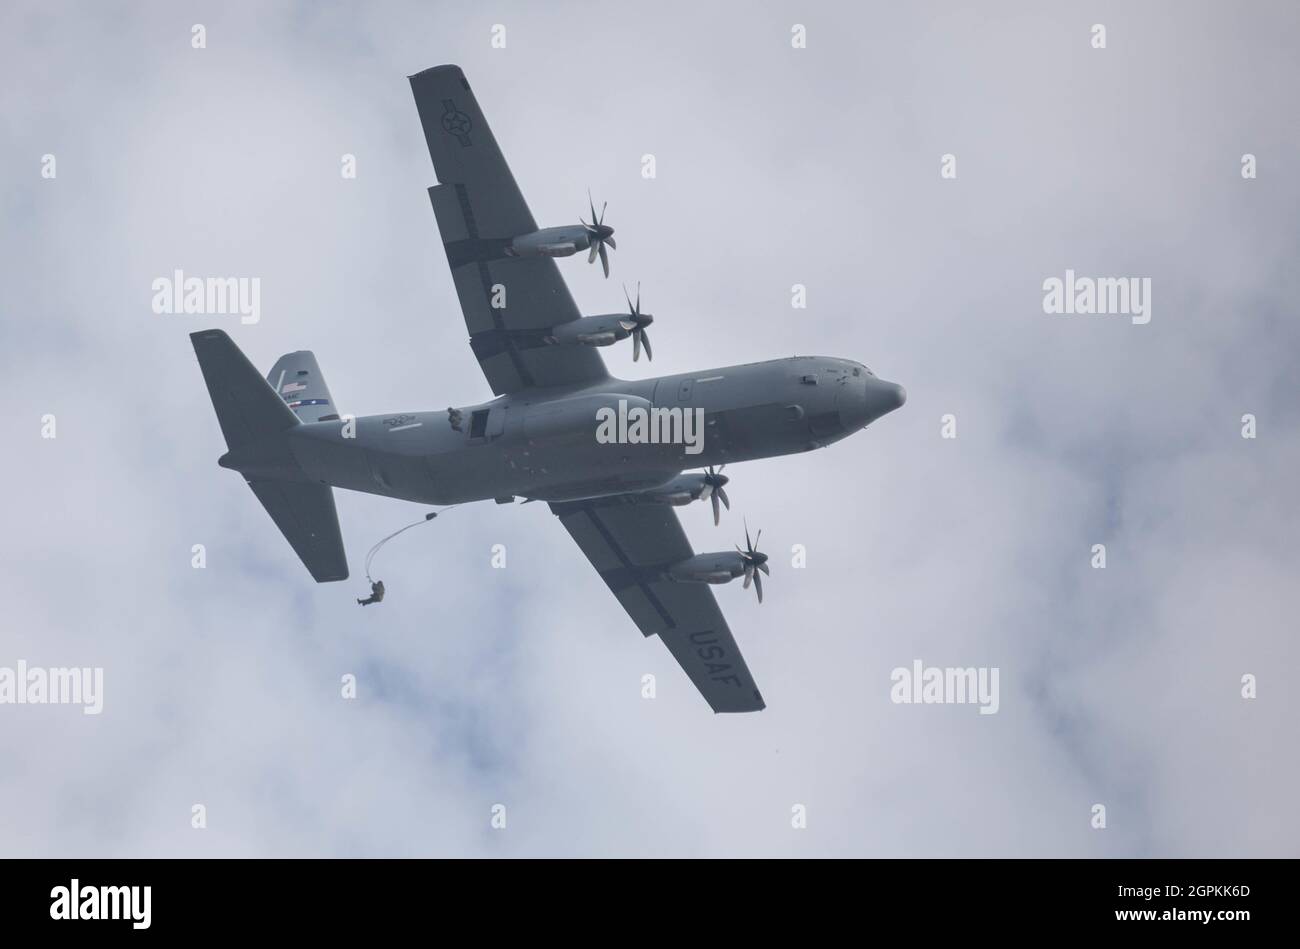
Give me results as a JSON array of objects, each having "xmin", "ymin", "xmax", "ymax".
[{"xmin": 362, "ymin": 506, "xmax": 457, "ymax": 585}]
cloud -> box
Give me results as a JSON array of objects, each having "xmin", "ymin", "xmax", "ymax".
[{"xmin": 0, "ymin": 0, "xmax": 1296, "ymax": 857}]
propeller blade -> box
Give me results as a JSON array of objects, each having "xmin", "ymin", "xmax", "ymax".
[
  {"xmin": 754, "ymin": 571, "xmax": 763, "ymax": 603},
  {"xmin": 635, "ymin": 281, "xmax": 641, "ymax": 313},
  {"xmin": 718, "ymin": 486, "xmax": 730, "ymax": 510},
  {"xmin": 755, "ymin": 529, "xmax": 762, "ymax": 549},
  {"xmin": 589, "ymin": 190, "xmax": 597, "ymax": 225},
  {"xmin": 599, "ymin": 200, "xmax": 607, "ymax": 226},
  {"xmin": 745, "ymin": 521, "xmax": 752, "ymax": 552},
  {"xmin": 605, "ymin": 236, "xmax": 616, "ymax": 250},
  {"xmin": 632, "ymin": 329, "xmax": 641, "ymax": 361},
  {"xmin": 699, "ymin": 482, "xmax": 713, "ymax": 500},
  {"xmin": 598, "ymin": 241, "xmax": 609, "ymax": 278},
  {"xmin": 641, "ymin": 329, "xmax": 652, "ymax": 361},
  {"xmin": 618, "ymin": 320, "xmax": 637, "ymax": 332},
  {"xmin": 588, "ymin": 244, "xmax": 598, "ymax": 264},
  {"xmin": 758, "ymin": 561, "xmax": 770, "ymax": 576},
  {"xmin": 624, "ymin": 283, "xmax": 634, "ymax": 313},
  {"xmin": 743, "ymin": 565, "xmax": 754, "ymax": 589},
  {"xmin": 711, "ymin": 492, "xmax": 721, "ymax": 526}
]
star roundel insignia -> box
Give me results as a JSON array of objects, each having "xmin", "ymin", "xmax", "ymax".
[
  {"xmin": 439, "ymin": 99, "xmax": 473, "ymax": 146},
  {"xmin": 442, "ymin": 110, "xmax": 470, "ymax": 135}
]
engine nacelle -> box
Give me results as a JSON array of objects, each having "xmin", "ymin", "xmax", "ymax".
[
  {"xmin": 666, "ymin": 552, "xmax": 746, "ymax": 585},
  {"xmin": 547, "ymin": 314, "xmax": 635, "ymax": 348},
  {"xmin": 635, "ymin": 472, "xmax": 710, "ymax": 506},
  {"xmin": 507, "ymin": 225, "xmax": 590, "ymax": 259}
]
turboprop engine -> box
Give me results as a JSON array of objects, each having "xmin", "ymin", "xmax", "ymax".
[
  {"xmin": 635, "ymin": 466, "xmax": 730, "ymax": 524},
  {"xmin": 666, "ymin": 525, "xmax": 769, "ymax": 602},
  {"xmin": 546, "ymin": 284, "xmax": 654, "ymax": 360},
  {"xmin": 507, "ymin": 225, "xmax": 591, "ymax": 260},
  {"xmin": 505, "ymin": 193, "xmax": 616, "ymax": 276},
  {"xmin": 546, "ymin": 313, "xmax": 635, "ymax": 348}
]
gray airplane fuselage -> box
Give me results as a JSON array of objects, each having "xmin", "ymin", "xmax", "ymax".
[{"xmin": 226, "ymin": 355, "xmax": 905, "ymax": 506}]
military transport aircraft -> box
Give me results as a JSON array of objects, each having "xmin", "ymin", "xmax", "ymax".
[{"xmin": 191, "ymin": 65, "xmax": 906, "ymax": 713}]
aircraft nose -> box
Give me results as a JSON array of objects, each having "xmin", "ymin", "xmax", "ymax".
[{"xmin": 853, "ymin": 376, "xmax": 906, "ymax": 428}]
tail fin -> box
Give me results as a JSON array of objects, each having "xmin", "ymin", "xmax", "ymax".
[
  {"xmin": 266, "ymin": 350, "xmax": 338, "ymax": 423},
  {"xmin": 191, "ymin": 330, "xmax": 349, "ymax": 583}
]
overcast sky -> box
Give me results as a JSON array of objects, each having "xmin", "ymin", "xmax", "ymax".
[{"xmin": 1, "ymin": 0, "xmax": 1297, "ymax": 857}]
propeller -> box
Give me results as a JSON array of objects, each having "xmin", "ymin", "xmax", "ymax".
[
  {"xmin": 737, "ymin": 520, "xmax": 770, "ymax": 603},
  {"xmin": 698, "ymin": 465, "xmax": 730, "ymax": 525},
  {"xmin": 621, "ymin": 282, "xmax": 654, "ymax": 361},
  {"xmin": 581, "ymin": 190, "xmax": 616, "ymax": 278}
]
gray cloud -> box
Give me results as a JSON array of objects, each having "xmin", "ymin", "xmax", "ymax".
[{"xmin": 1, "ymin": 0, "xmax": 1296, "ymax": 857}]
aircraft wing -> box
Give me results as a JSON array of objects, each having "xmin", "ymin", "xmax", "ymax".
[
  {"xmin": 549, "ymin": 495, "xmax": 766, "ymax": 713},
  {"xmin": 410, "ymin": 64, "xmax": 609, "ymax": 396}
]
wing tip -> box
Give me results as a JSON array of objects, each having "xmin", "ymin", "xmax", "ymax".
[
  {"xmin": 190, "ymin": 327, "xmax": 231, "ymax": 344},
  {"xmin": 712, "ymin": 692, "xmax": 767, "ymax": 714},
  {"xmin": 408, "ymin": 63, "xmax": 465, "ymax": 83}
]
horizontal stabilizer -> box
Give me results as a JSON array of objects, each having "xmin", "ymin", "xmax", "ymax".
[
  {"xmin": 191, "ymin": 330, "xmax": 299, "ymax": 449},
  {"xmin": 192, "ymin": 329, "xmax": 349, "ymax": 583},
  {"xmin": 247, "ymin": 481, "xmax": 348, "ymax": 583}
]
